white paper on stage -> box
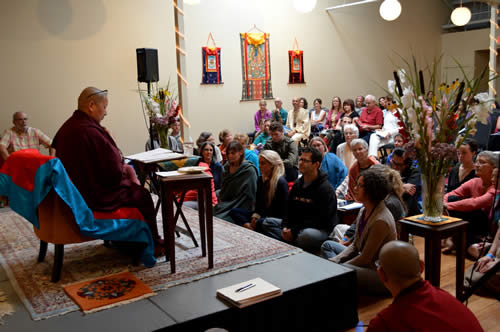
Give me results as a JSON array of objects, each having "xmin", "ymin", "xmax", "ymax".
[
  {"xmin": 338, "ymin": 202, "xmax": 363, "ymax": 211},
  {"xmin": 125, "ymin": 148, "xmax": 185, "ymax": 163}
]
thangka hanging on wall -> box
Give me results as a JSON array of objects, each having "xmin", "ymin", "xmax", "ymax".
[
  {"xmin": 240, "ymin": 31, "xmax": 273, "ymax": 101},
  {"xmin": 288, "ymin": 38, "xmax": 305, "ymax": 84},
  {"xmin": 202, "ymin": 33, "xmax": 222, "ymax": 84}
]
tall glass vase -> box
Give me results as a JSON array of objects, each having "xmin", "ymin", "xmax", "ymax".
[{"xmin": 421, "ymin": 175, "xmax": 445, "ymax": 222}]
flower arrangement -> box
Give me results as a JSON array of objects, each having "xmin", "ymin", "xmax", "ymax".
[
  {"xmin": 140, "ymin": 80, "xmax": 180, "ymax": 149},
  {"xmin": 387, "ymin": 56, "xmax": 494, "ymax": 221}
]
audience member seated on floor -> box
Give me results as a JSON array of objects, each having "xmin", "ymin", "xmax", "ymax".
[
  {"xmin": 355, "ymin": 95, "xmax": 365, "ymax": 115},
  {"xmin": 465, "ymin": 173, "xmax": 500, "ymax": 297},
  {"xmin": 272, "ymin": 97, "xmax": 288, "ymax": 125},
  {"xmin": 214, "ymin": 141, "xmax": 258, "ymax": 223},
  {"xmin": 465, "ymin": 167, "xmax": 500, "ymax": 295},
  {"xmin": 331, "ymin": 166, "xmax": 396, "ymax": 296},
  {"xmin": 367, "ymin": 241, "xmax": 483, "ymax": 332},
  {"xmin": 331, "ymin": 115, "xmax": 354, "ymax": 150},
  {"xmin": 310, "ymin": 98, "xmax": 326, "ymax": 135},
  {"xmin": 390, "ymin": 147, "xmax": 421, "ymax": 217},
  {"xmin": 378, "ymin": 96, "xmax": 386, "ymax": 112},
  {"xmin": 218, "ymin": 129, "xmax": 233, "ymax": 165},
  {"xmin": 357, "ymin": 94, "xmax": 383, "ymax": 144},
  {"xmin": 310, "ymin": 137, "xmax": 347, "ymax": 190},
  {"xmin": 52, "ymin": 87, "xmax": 163, "ymax": 255},
  {"xmin": 199, "ymin": 141, "xmax": 223, "ymax": 190},
  {"xmin": 229, "ymin": 150, "xmax": 288, "ymax": 232},
  {"xmin": 254, "ymin": 99, "xmax": 271, "ymax": 132},
  {"xmin": 384, "ymin": 133, "xmax": 405, "ymax": 165},
  {"xmin": 447, "ymin": 138, "xmax": 478, "ymax": 193},
  {"xmin": 368, "ymin": 97, "xmax": 401, "ymax": 159},
  {"xmin": 299, "ymin": 97, "xmax": 308, "ymax": 110},
  {"xmin": 286, "ymin": 97, "xmax": 310, "ymax": 143},
  {"xmin": 321, "ymin": 165, "xmax": 405, "ymax": 259},
  {"xmin": 167, "ymin": 117, "xmax": 183, "ymax": 152},
  {"xmin": 261, "ymin": 147, "xmax": 337, "ymax": 251},
  {"xmin": 233, "ymin": 133, "xmax": 259, "ymax": 175},
  {"xmin": 195, "ymin": 131, "xmax": 222, "ymax": 162},
  {"xmin": 327, "ymin": 99, "xmax": 357, "ymax": 153},
  {"xmin": 336, "ymin": 124, "xmax": 359, "ymax": 172},
  {"xmin": 252, "ymin": 118, "xmax": 271, "ymax": 149},
  {"xmin": 343, "ymin": 139, "xmax": 379, "ymax": 201},
  {"xmin": 325, "ymin": 96, "xmax": 342, "ymax": 130},
  {"xmin": 263, "ymin": 121, "xmax": 299, "ymax": 182},
  {"xmin": 444, "ymin": 151, "xmax": 497, "ymax": 248},
  {"xmin": 0, "ymin": 111, "xmax": 55, "ymax": 161}
]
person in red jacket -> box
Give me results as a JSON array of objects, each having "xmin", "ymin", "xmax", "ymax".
[{"xmin": 367, "ymin": 240, "xmax": 483, "ymax": 332}]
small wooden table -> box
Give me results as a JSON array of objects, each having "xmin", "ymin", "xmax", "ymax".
[
  {"xmin": 158, "ymin": 172, "xmax": 214, "ymax": 273},
  {"xmin": 397, "ymin": 215, "xmax": 468, "ymax": 298}
]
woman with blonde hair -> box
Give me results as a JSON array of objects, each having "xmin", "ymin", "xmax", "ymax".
[{"xmin": 229, "ymin": 150, "xmax": 289, "ymax": 231}]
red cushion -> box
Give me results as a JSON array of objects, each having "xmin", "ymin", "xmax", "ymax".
[{"xmin": 93, "ymin": 207, "xmax": 145, "ymax": 221}]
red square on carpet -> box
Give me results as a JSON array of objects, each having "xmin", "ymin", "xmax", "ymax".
[{"xmin": 63, "ymin": 272, "xmax": 154, "ymax": 313}]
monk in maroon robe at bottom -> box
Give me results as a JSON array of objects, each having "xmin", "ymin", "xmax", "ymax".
[{"xmin": 52, "ymin": 87, "xmax": 163, "ymax": 255}]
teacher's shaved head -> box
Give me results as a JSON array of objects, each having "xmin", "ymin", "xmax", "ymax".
[
  {"xmin": 78, "ymin": 87, "xmax": 108, "ymax": 110},
  {"xmin": 379, "ymin": 240, "xmax": 422, "ymax": 283}
]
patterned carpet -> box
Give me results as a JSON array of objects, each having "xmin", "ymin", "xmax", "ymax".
[{"xmin": 0, "ymin": 207, "xmax": 301, "ymax": 320}]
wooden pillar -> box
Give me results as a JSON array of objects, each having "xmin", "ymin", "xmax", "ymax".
[
  {"xmin": 489, "ymin": 4, "xmax": 498, "ymax": 99},
  {"xmin": 173, "ymin": 0, "xmax": 189, "ymax": 141}
]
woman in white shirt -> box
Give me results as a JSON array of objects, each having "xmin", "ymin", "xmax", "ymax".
[{"xmin": 310, "ymin": 98, "xmax": 326, "ymax": 135}]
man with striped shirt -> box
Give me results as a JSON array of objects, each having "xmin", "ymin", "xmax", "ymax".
[{"xmin": 0, "ymin": 112, "xmax": 54, "ymax": 161}]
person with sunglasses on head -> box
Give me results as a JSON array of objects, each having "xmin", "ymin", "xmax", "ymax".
[
  {"xmin": 0, "ymin": 112, "xmax": 55, "ymax": 161},
  {"xmin": 52, "ymin": 87, "xmax": 163, "ymax": 257}
]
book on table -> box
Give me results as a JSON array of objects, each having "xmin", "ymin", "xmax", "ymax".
[
  {"xmin": 216, "ymin": 277, "xmax": 282, "ymax": 308},
  {"xmin": 125, "ymin": 148, "xmax": 185, "ymax": 164}
]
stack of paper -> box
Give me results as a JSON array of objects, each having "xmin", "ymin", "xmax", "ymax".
[
  {"xmin": 216, "ymin": 278, "xmax": 282, "ymax": 308},
  {"xmin": 338, "ymin": 202, "xmax": 363, "ymax": 211},
  {"xmin": 125, "ymin": 148, "xmax": 185, "ymax": 163}
]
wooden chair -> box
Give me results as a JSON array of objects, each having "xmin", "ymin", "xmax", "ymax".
[{"xmin": 35, "ymin": 190, "xmax": 94, "ymax": 282}]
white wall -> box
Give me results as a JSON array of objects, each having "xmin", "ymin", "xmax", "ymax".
[
  {"xmin": 441, "ymin": 28, "xmax": 496, "ymax": 94},
  {"xmin": 0, "ymin": 0, "xmax": 448, "ymax": 155},
  {"xmin": 0, "ymin": 0, "xmax": 177, "ymax": 155}
]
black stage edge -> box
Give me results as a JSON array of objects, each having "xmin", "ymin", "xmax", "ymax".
[{"xmin": 152, "ymin": 252, "xmax": 358, "ymax": 332}]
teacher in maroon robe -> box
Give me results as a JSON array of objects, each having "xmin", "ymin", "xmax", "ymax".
[{"xmin": 52, "ymin": 87, "xmax": 163, "ymax": 255}]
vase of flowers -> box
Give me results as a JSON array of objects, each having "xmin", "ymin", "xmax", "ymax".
[
  {"xmin": 388, "ymin": 57, "xmax": 494, "ymax": 222},
  {"xmin": 140, "ymin": 81, "xmax": 180, "ymax": 149}
]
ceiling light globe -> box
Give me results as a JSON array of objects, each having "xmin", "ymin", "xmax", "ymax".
[
  {"xmin": 451, "ymin": 7, "xmax": 472, "ymax": 26},
  {"xmin": 379, "ymin": 0, "xmax": 402, "ymax": 21}
]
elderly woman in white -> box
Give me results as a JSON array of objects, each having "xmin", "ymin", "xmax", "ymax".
[{"xmin": 368, "ymin": 97, "xmax": 401, "ymax": 158}]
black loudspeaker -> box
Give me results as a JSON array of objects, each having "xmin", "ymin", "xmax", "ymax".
[{"xmin": 136, "ymin": 48, "xmax": 159, "ymax": 83}]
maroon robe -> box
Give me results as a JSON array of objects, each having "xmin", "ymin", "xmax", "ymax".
[{"xmin": 52, "ymin": 110, "xmax": 159, "ymax": 240}]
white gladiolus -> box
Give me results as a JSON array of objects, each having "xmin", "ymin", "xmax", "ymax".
[
  {"xmin": 401, "ymin": 87, "xmax": 414, "ymax": 109},
  {"xmin": 388, "ymin": 80, "xmax": 396, "ymax": 96},
  {"xmin": 397, "ymin": 69, "xmax": 408, "ymax": 88}
]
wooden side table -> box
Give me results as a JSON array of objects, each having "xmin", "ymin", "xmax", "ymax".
[
  {"xmin": 397, "ymin": 215, "xmax": 468, "ymax": 298},
  {"xmin": 159, "ymin": 172, "xmax": 214, "ymax": 273}
]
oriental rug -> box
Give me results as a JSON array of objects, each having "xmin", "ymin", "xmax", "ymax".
[
  {"xmin": 63, "ymin": 272, "xmax": 154, "ymax": 313},
  {"xmin": 0, "ymin": 207, "xmax": 300, "ymax": 320}
]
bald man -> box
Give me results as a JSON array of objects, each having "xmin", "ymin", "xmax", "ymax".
[
  {"xmin": 0, "ymin": 112, "xmax": 54, "ymax": 161},
  {"xmin": 367, "ymin": 241, "xmax": 482, "ymax": 331},
  {"xmin": 52, "ymin": 87, "xmax": 163, "ymax": 255}
]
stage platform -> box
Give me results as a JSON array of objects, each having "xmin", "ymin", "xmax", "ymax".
[{"xmin": 0, "ymin": 250, "xmax": 358, "ymax": 332}]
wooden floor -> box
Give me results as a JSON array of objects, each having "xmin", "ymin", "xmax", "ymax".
[{"xmin": 350, "ymin": 236, "xmax": 500, "ymax": 331}]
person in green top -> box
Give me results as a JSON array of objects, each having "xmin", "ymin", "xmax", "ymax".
[{"xmin": 253, "ymin": 119, "xmax": 271, "ymax": 147}]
